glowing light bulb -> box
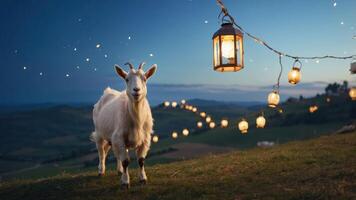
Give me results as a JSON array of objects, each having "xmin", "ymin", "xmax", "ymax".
[
  {"xmin": 209, "ymin": 122, "xmax": 216, "ymax": 129},
  {"xmin": 200, "ymin": 112, "xmax": 207, "ymax": 118},
  {"xmin": 221, "ymin": 119, "xmax": 229, "ymax": 128},
  {"xmin": 268, "ymin": 91, "xmax": 280, "ymax": 108},
  {"xmin": 172, "ymin": 132, "xmax": 178, "ymax": 139},
  {"xmin": 238, "ymin": 119, "xmax": 249, "ymax": 134},
  {"xmin": 288, "ymin": 67, "xmax": 301, "ymax": 84},
  {"xmin": 197, "ymin": 121, "xmax": 203, "ymax": 128},
  {"xmin": 163, "ymin": 101, "xmax": 170, "ymax": 107},
  {"xmin": 171, "ymin": 101, "xmax": 178, "ymax": 108},
  {"xmin": 206, "ymin": 116, "xmax": 212, "ymax": 123},
  {"xmin": 182, "ymin": 129, "xmax": 189, "ymax": 136},
  {"xmin": 256, "ymin": 116, "xmax": 266, "ymax": 128},
  {"xmin": 152, "ymin": 135, "xmax": 159, "ymax": 143},
  {"xmin": 221, "ymin": 36, "xmax": 235, "ymax": 60}
]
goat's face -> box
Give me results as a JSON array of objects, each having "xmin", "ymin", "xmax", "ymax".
[{"xmin": 115, "ymin": 62, "xmax": 157, "ymax": 103}]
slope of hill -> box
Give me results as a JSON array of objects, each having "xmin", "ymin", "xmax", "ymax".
[{"xmin": 1, "ymin": 131, "xmax": 355, "ymax": 200}]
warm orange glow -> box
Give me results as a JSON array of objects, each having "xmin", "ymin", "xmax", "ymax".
[
  {"xmin": 288, "ymin": 67, "xmax": 301, "ymax": 84},
  {"xmin": 192, "ymin": 107, "xmax": 198, "ymax": 112},
  {"xmin": 309, "ymin": 105, "xmax": 318, "ymax": 113},
  {"xmin": 172, "ymin": 132, "xmax": 178, "ymax": 139},
  {"xmin": 349, "ymin": 87, "xmax": 356, "ymax": 100},
  {"xmin": 268, "ymin": 91, "xmax": 280, "ymax": 108},
  {"xmin": 200, "ymin": 112, "xmax": 207, "ymax": 118},
  {"xmin": 221, "ymin": 119, "xmax": 229, "ymax": 128},
  {"xmin": 238, "ymin": 119, "xmax": 249, "ymax": 134},
  {"xmin": 171, "ymin": 101, "xmax": 178, "ymax": 108},
  {"xmin": 152, "ymin": 135, "xmax": 159, "ymax": 143},
  {"xmin": 163, "ymin": 101, "xmax": 170, "ymax": 107},
  {"xmin": 205, "ymin": 116, "xmax": 212, "ymax": 123},
  {"xmin": 256, "ymin": 116, "xmax": 266, "ymax": 128},
  {"xmin": 182, "ymin": 129, "xmax": 189, "ymax": 136},
  {"xmin": 209, "ymin": 122, "xmax": 216, "ymax": 129},
  {"xmin": 197, "ymin": 121, "xmax": 203, "ymax": 128}
]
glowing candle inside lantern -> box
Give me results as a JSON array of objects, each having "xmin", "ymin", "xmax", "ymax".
[
  {"xmin": 221, "ymin": 35, "xmax": 235, "ymax": 63},
  {"xmin": 256, "ymin": 116, "xmax": 266, "ymax": 128}
]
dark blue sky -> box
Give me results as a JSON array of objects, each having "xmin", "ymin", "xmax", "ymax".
[{"xmin": 0, "ymin": 0, "xmax": 355, "ymax": 105}]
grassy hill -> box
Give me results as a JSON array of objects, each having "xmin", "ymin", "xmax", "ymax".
[
  {"xmin": 1, "ymin": 131, "xmax": 355, "ymax": 200},
  {"xmin": 0, "ymin": 93, "xmax": 354, "ymax": 180}
]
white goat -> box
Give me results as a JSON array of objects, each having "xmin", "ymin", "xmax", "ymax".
[{"xmin": 91, "ymin": 62, "xmax": 157, "ymax": 188}]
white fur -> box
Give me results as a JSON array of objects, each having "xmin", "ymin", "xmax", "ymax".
[{"xmin": 91, "ymin": 63, "xmax": 156, "ymax": 186}]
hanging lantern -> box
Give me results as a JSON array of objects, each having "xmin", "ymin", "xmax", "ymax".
[
  {"xmin": 163, "ymin": 101, "xmax": 170, "ymax": 107},
  {"xmin": 256, "ymin": 116, "xmax": 266, "ymax": 128},
  {"xmin": 200, "ymin": 112, "xmax": 207, "ymax": 118},
  {"xmin": 238, "ymin": 119, "xmax": 249, "ymax": 134},
  {"xmin": 221, "ymin": 119, "xmax": 229, "ymax": 128},
  {"xmin": 182, "ymin": 128, "xmax": 189, "ymax": 136},
  {"xmin": 209, "ymin": 122, "xmax": 216, "ymax": 129},
  {"xmin": 172, "ymin": 131, "xmax": 178, "ymax": 139},
  {"xmin": 349, "ymin": 87, "xmax": 356, "ymax": 100},
  {"xmin": 288, "ymin": 59, "xmax": 302, "ymax": 84},
  {"xmin": 152, "ymin": 135, "xmax": 159, "ymax": 143},
  {"xmin": 212, "ymin": 22, "xmax": 244, "ymax": 72},
  {"xmin": 171, "ymin": 101, "xmax": 178, "ymax": 108},
  {"xmin": 267, "ymin": 90, "xmax": 280, "ymax": 108},
  {"xmin": 192, "ymin": 107, "xmax": 198, "ymax": 112},
  {"xmin": 205, "ymin": 116, "xmax": 212, "ymax": 123},
  {"xmin": 197, "ymin": 121, "xmax": 203, "ymax": 128},
  {"xmin": 181, "ymin": 99, "xmax": 186, "ymax": 105}
]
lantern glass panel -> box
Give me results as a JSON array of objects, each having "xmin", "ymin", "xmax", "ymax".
[
  {"xmin": 213, "ymin": 37, "xmax": 220, "ymax": 67},
  {"xmin": 221, "ymin": 35, "xmax": 235, "ymax": 65},
  {"xmin": 235, "ymin": 35, "xmax": 243, "ymax": 67}
]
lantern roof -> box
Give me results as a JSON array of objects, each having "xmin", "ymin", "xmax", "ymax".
[{"xmin": 212, "ymin": 23, "xmax": 243, "ymax": 39}]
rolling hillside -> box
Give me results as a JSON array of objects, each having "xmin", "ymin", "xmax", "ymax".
[{"xmin": 0, "ymin": 131, "xmax": 355, "ymax": 200}]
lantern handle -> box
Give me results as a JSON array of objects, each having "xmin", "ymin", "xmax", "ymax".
[{"xmin": 292, "ymin": 59, "xmax": 303, "ymax": 70}]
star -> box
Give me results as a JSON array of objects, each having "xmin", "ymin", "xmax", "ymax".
[
  {"xmin": 104, "ymin": 54, "xmax": 108, "ymax": 58},
  {"xmin": 78, "ymin": 18, "xmax": 82, "ymax": 22},
  {"xmin": 333, "ymin": 2, "xmax": 337, "ymax": 7},
  {"xmin": 86, "ymin": 58, "xmax": 90, "ymax": 62},
  {"xmin": 39, "ymin": 72, "xmax": 43, "ymax": 76},
  {"xmin": 316, "ymin": 60, "xmax": 320, "ymax": 64},
  {"xmin": 128, "ymin": 36, "xmax": 131, "ymax": 40},
  {"xmin": 96, "ymin": 44, "xmax": 101, "ymax": 48},
  {"xmin": 204, "ymin": 20, "xmax": 208, "ymax": 24},
  {"xmin": 340, "ymin": 21, "xmax": 344, "ymax": 25},
  {"xmin": 66, "ymin": 74, "xmax": 70, "ymax": 77},
  {"xmin": 94, "ymin": 68, "xmax": 97, "ymax": 71},
  {"xmin": 76, "ymin": 66, "xmax": 80, "ymax": 69},
  {"xmin": 23, "ymin": 66, "xmax": 27, "ymax": 70},
  {"xmin": 74, "ymin": 47, "xmax": 77, "ymax": 51},
  {"xmin": 149, "ymin": 53, "xmax": 154, "ymax": 57}
]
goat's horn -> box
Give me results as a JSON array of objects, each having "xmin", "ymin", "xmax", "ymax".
[
  {"xmin": 138, "ymin": 62, "xmax": 145, "ymax": 70},
  {"xmin": 124, "ymin": 62, "xmax": 134, "ymax": 69}
]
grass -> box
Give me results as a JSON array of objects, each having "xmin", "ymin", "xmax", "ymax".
[{"xmin": 1, "ymin": 131, "xmax": 355, "ymax": 200}]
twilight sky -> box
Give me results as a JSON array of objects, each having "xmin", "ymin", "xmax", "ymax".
[{"xmin": 0, "ymin": 0, "xmax": 355, "ymax": 105}]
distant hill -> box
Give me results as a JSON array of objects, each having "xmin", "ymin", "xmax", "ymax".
[{"xmin": 1, "ymin": 131, "xmax": 355, "ymax": 200}]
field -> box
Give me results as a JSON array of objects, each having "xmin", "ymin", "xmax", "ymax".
[
  {"xmin": 0, "ymin": 94, "xmax": 354, "ymax": 181},
  {"xmin": 0, "ymin": 131, "xmax": 355, "ymax": 200}
]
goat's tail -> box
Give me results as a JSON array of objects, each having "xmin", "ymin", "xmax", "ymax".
[{"xmin": 90, "ymin": 131, "xmax": 99, "ymax": 143}]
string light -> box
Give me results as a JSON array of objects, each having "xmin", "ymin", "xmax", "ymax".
[
  {"xmin": 171, "ymin": 101, "xmax": 178, "ymax": 108},
  {"xmin": 309, "ymin": 105, "xmax": 318, "ymax": 113},
  {"xmin": 200, "ymin": 112, "xmax": 207, "ymax": 118},
  {"xmin": 172, "ymin": 131, "xmax": 178, "ymax": 139},
  {"xmin": 206, "ymin": 116, "xmax": 212, "ymax": 123},
  {"xmin": 268, "ymin": 90, "xmax": 280, "ymax": 108},
  {"xmin": 238, "ymin": 119, "xmax": 248, "ymax": 134},
  {"xmin": 197, "ymin": 121, "xmax": 203, "ymax": 128},
  {"xmin": 349, "ymin": 87, "xmax": 356, "ymax": 100},
  {"xmin": 220, "ymin": 119, "xmax": 229, "ymax": 128},
  {"xmin": 163, "ymin": 101, "xmax": 170, "ymax": 107},
  {"xmin": 209, "ymin": 122, "xmax": 216, "ymax": 129},
  {"xmin": 152, "ymin": 135, "xmax": 159, "ymax": 143},
  {"xmin": 182, "ymin": 128, "xmax": 189, "ymax": 136},
  {"xmin": 181, "ymin": 99, "xmax": 186, "ymax": 104}
]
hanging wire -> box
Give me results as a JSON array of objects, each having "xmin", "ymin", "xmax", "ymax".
[{"xmin": 216, "ymin": 0, "xmax": 355, "ymax": 61}]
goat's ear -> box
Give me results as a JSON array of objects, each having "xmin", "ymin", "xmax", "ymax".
[
  {"xmin": 145, "ymin": 64, "xmax": 157, "ymax": 80},
  {"xmin": 115, "ymin": 65, "xmax": 128, "ymax": 79}
]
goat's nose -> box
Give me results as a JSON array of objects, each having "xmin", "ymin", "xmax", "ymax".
[{"xmin": 133, "ymin": 87, "xmax": 140, "ymax": 92}]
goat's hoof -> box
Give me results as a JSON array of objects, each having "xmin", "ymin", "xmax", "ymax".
[
  {"xmin": 98, "ymin": 173, "xmax": 105, "ymax": 177},
  {"xmin": 120, "ymin": 183, "xmax": 130, "ymax": 190},
  {"xmin": 139, "ymin": 179, "xmax": 147, "ymax": 185}
]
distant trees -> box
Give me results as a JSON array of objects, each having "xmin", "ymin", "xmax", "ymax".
[{"xmin": 325, "ymin": 81, "xmax": 349, "ymax": 95}]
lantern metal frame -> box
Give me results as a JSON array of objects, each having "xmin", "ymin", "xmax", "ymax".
[{"xmin": 212, "ymin": 16, "xmax": 244, "ymax": 72}]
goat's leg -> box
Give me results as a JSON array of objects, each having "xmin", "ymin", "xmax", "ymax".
[
  {"xmin": 96, "ymin": 138, "xmax": 106, "ymax": 176},
  {"xmin": 136, "ymin": 143, "xmax": 150, "ymax": 184},
  {"xmin": 112, "ymin": 136, "xmax": 130, "ymax": 188}
]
